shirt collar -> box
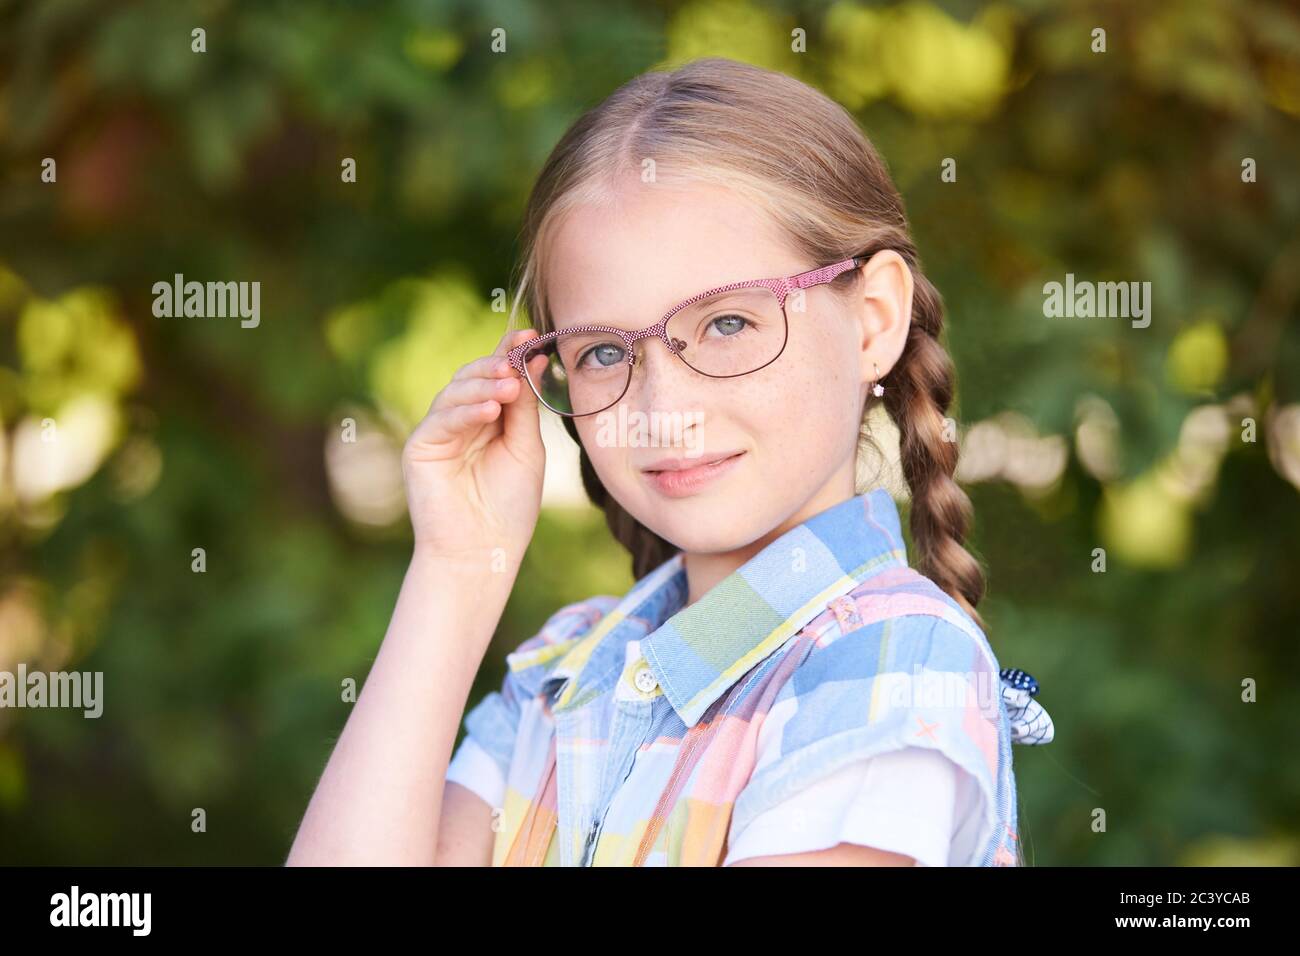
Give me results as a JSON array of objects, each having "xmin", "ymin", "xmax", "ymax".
[{"xmin": 542, "ymin": 487, "xmax": 910, "ymax": 728}]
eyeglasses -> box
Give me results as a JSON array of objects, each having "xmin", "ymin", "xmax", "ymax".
[{"xmin": 507, "ymin": 256, "xmax": 865, "ymax": 417}]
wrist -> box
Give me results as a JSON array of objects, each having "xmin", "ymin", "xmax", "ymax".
[
  {"xmin": 408, "ymin": 543, "xmax": 525, "ymax": 586},
  {"xmin": 402, "ymin": 547, "xmax": 522, "ymax": 652}
]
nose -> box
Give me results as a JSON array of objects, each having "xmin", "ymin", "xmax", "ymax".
[
  {"xmin": 625, "ymin": 335, "xmax": 696, "ymax": 409},
  {"xmin": 628, "ymin": 330, "xmax": 687, "ymax": 368}
]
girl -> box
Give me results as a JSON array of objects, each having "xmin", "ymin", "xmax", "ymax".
[{"xmin": 288, "ymin": 56, "xmax": 1053, "ymax": 867}]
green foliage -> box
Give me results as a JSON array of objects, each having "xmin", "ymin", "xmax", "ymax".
[{"xmin": 0, "ymin": 0, "xmax": 1297, "ymax": 865}]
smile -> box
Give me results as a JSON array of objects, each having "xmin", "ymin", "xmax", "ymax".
[{"xmin": 641, "ymin": 451, "xmax": 746, "ymax": 498}]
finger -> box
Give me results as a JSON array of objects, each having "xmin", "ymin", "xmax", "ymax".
[
  {"xmin": 413, "ymin": 399, "xmax": 500, "ymax": 447},
  {"xmin": 516, "ymin": 352, "xmax": 549, "ymax": 405},
  {"xmin": 496, "ymin": 330, "xmax": 538, "ymax": 403},
  {"xmin": 493, "ymin": 327, "xmax": 537, "ymax": 359},
  {"xmin": 503, "ymin": 342, "xmax": 547, "ymax": 411},
  {"xmin": 452, "ymin": 353, "xmax": 517, "ymax": 384},
  {"xmin": 434, "ymin": 373, "xmax": 520, "ymax": 411},
  {"xmin": 501, "ymin": 338, "xmax": 548, "ymax": 446}
]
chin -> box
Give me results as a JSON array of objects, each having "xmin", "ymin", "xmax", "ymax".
[{"xmin": 628, "ymin": 493, "xmax": 773, "ymax": 556}]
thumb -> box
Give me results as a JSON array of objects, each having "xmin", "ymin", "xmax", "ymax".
[{"xmin": 501, "ymin": 329, "xmax": 547, "ymax": 454}]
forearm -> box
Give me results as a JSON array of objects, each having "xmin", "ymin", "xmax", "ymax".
[{"xmin": 286, "ymin": 549, "xmax": 517, "ymax": 865}]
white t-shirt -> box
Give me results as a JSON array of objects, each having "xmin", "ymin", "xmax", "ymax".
[
  {"xmin": 446, "ymin": 736, "xmax": 507, "ymax": 809},
  {"xmin": 447, "ymin": 737, "xmax": 980, "ymax": 866},
  {"xmin": 722, "ymin": 745, "xmax": 981, "ymax": 866}
]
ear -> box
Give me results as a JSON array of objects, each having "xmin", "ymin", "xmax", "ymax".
[{"xmin": 850, "ymin": 250, "xmax": 914, "ymax": 391}]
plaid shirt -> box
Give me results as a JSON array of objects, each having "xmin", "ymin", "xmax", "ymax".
[{"xmin": 446, "ymin": 488, "xmax": 1050, "ymax": 866}]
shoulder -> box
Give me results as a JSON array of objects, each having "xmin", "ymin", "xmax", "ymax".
[
  {"xmin": 783, "ymin": 564, "xmax": 1006, "ymax": 763},
  {"xmin": 763, "ymin": 564, "xmax": 1005, "ymax": 759},
  {"xmin": 797, "ymin": 563, "xmax": 1001, "ymax": 686},
  {"xmin": 733, "ymin": 565, "xmax": 1011, "ymax": 860}
]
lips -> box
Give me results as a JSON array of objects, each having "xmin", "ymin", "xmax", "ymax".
[
  {"xmin": 642, "ymin": 451, "xmax": 746, "ymax": 498},
  {"xmin": 641, "ymin": 451, "xmax": 744, "ymax": 473}
]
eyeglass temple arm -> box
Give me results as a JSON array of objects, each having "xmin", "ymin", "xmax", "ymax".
[{"xmin": 788, "ymin": 255, "xmax": 869, "ymax": 292}]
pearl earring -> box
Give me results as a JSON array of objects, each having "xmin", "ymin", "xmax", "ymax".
[{"xmin": 871, "ymin": 362, "xmax": 885, "ymax": 397}]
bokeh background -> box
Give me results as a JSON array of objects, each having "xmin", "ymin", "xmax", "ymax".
[{"xmin": 1, "ymin": 0, "xmax": 1298, "ymax": 865}]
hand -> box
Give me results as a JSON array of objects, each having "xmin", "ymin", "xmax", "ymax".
[{"xmin": 401, "ymin": 329, "xmax": 551, "ymax": 567}]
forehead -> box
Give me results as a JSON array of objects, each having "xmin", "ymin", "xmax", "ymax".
[{"xmin": 544, "ymin": 178, "xmax": 799, "ymax": 329}]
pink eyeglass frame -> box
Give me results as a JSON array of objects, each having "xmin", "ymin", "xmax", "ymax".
[{"xmin": 506, "ymin": 255, "xmax": 867, "ymax": 417}]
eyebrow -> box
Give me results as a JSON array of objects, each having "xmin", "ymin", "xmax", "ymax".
[
  {"xmin": 552, "ymin": 315, "xmax": 642, "ymax": 333},
  {"xmin": 549, "ymin": 275, "xmax": 748, "ymax": 331}
]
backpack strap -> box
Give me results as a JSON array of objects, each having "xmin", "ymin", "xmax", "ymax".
[
  {"xmin": 631, "ymin": 708, "xmax": 722, "ymax": 865},
  {"xmin": 631, "ymin": 664, "xmax": 763, "ymax": 866},
  {"xmin": 501, "ymin": 733, "xmax": 560, "ymax": 866}
]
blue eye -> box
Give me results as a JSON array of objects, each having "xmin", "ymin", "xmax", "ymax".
[
  {"xmin": 710, "ymin": 315, "xmax": 750, "ymax": 336},
  {"xmin": 578, "ymin": 342, "xmax": 626, "ymax": 368}
]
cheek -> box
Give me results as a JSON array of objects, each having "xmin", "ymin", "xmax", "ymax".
[
  {"xmin": 706, "ymin": 386, "xmax": 839, "ymax": 479},
  {"xmin": 574, "ymin": 422, "xmax": 605, "ymax": 462},
  {"xmin": 572, "ymin": 322, "xmax": 860, "ymax": 473},
  {"xmin": 739, "ymin": 328, "xmax": 860, "ymax": 435},
  {"xmin": 574, "ymin": 422, "xmax": 632, "ymax": 491}
]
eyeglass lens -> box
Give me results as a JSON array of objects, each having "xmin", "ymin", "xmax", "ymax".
[{"xmin": 523, "ymin": 286, "xmax": 786, "ymax": 416}]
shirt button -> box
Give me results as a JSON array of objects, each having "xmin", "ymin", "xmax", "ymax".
[{"xmin": 633, "ymin": 662, "xmax": 659, "ymax": 694}]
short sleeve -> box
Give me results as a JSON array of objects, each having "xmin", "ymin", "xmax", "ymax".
[
  {"xmin": 723, "ymin": 747, "xmax": 960, "ymax": 866},
  {"xmin": 444, "ymin": 596, "xmax": 619, "ymax": 811},
  {"xmin": 445, "ymin": 735, "xmax": 508, "ymax": 809},
  {"xmin": 444, "ymin": 667, "xmax": 528, "ymax": 811},
  {"xmin": 727, "ymin": 615, "xmax": 1007, "ymax": 866}
]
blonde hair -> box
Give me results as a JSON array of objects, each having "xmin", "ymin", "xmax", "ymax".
[{"xmin": 507, "ymin": 56, "xmax": 987, "ymax": 633}]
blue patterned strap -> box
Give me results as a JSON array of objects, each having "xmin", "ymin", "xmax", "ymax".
[{"xmin": 1000, "ymin": 668, "xmax": 1055, "ymax": 746}]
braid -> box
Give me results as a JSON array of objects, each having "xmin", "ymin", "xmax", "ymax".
[{"xmin": 880, "ymin": 271, "xmax": 988, "ymax": 633}]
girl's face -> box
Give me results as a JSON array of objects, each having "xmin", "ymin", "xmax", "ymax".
[{"xmin": 545, "ymin": 175, "xmax": 910, "ymax": 557}]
